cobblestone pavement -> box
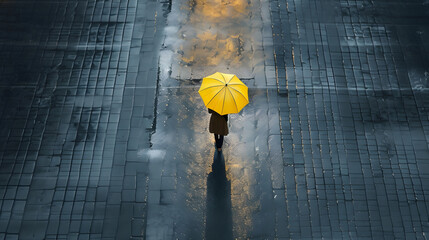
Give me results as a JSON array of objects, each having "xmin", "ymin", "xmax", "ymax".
[
  {"xmin": 0, "ymin": 0, "xmax": 166, "ymax": 238},
  {"xmin": 0, "ymin": 0, "xmax": 429, "ymax": 239},
  {"xmin": 268, "ymin": 0, "xmax": 429, "ymax": 238}
]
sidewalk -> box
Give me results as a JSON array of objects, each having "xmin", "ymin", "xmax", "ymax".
[
  {"xmin": 0, "ymin": 0, "xmax": 161, "ymax": 238},
  {"xmin": 268, "ymin": 0, "xmax": 429, "ymax": 238}
]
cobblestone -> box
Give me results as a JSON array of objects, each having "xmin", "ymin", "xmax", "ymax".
[
  {"xmin": 0, "ymin": 0, "xmax": 163, "ymax": 238},
  {"xmin": 269, "ymin": 0, "xmax": 429, "ymax": 238}
]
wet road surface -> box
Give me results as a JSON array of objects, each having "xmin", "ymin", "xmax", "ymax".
[
  {"xmin": 1, "ymin": 0, "xmax": 429, "ymax": 239},
  {"xmin": 0, "ymin": 0, "xmax": 164, "ymax": 238}
]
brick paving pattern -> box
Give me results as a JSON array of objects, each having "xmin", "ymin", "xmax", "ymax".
[
  {"xmin": 269, "ymin": 0, "xmax": 429, "ymax": 238},
  {"xmin": 0, "ymin": 0, "xmax": 164, "ymax": 238}
]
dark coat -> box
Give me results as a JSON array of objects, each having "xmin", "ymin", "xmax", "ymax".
[{"xmin": 208, "ymin": 109, "xmax": 229, "ymax": 136}]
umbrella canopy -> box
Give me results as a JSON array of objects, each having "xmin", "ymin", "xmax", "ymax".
[{"xmin": 199, "ymin": 72, "xmax": 249, "ymax": 115}]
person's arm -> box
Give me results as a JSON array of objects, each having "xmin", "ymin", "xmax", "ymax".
[
  {"xmin": 224, "ymin": 114, "xmax": 228, "ymax": 122},
  {"xmin": 208, "ymin": 109, "xmax": 213, "ymax": 114}
]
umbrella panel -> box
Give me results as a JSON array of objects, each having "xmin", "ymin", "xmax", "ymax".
[{"xmin": 199, "ymin": 72, "xmax": 249, "ymax": 115}]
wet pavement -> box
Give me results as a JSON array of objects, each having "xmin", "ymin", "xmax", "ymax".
[{"xmin": 0, "ymin": 0, "xmax": 429, "ymax": 239}]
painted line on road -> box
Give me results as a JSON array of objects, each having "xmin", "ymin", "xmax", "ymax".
[{"xmin": 1, "ymin": 85, "xmax": 429, "ymax": 92}]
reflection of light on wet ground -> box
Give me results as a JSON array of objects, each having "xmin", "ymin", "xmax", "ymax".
[
  {"xmin": 170, "ymin": 84, "xmax": 257, "ymax": 238},
  {"xmin": 156, "ymin": 0, "xmax": 265, "ymax": 235},
  {"xmin": 172, "ymin": 86, "xmax": 212, "ymax": 238},
  {"xmin": 181, "ymin": 32, "xmax": 246, "ymax": 67},
  {"xmin": 137, "ymin": 149, "xmax": 166, "ymax": 160},
  {"xmin": 162, "ymin": 0, "xmax": 257, "ymax": 79},
  {"xmin": 223, "ymin": 113, "xmax": 259, "ymax": 238},
  {"xmin": 179, "ymin": 0, "xmax": 251, "ymax": 68},
  {"xmin": 150, "ymin": 79, "xmax": 263, "ymax": 238}
]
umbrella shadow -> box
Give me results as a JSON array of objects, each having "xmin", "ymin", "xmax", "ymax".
[{"xmin": 205, "ymin": 151, "xmax": 233, "ymax": 240}]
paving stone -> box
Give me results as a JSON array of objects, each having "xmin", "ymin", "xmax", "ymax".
[
  {"xmin": 0, "ymin": 0, "xmax": 157, "ymax": 237},
  {"xmin": 268, "ymin": 0, "xmax": 429, "ymax": 238}
]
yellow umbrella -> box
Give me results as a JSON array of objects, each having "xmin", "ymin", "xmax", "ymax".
[{"xmin": 199, "ymin": 72, "xmax": 249, "ymax": 115}]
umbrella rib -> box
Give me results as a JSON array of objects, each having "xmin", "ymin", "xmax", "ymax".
[
  {"xmin": 229, "ymin": 86, "xmax": 249, "ymax": 101},
  {"xmin": 227, "ymin": 87, "xmax": 239, "ymax": 113},
  {"xmin": 205, "ymin": 77, "xmax": 225, "ymax": 84},
  {"xmin": 226, "ymin": 75, "xmax": 234, "ymax": 85},
  {"xmin": 199, "ymin": 84, "xmax": 226, "ymax": 92},
  {"xmin": 206, "ymin": 86, "xmax": 225, "ymax": 107},
  {"xmin": 222, "ymin": 86, "xmax": 227, "ymax": 114}
]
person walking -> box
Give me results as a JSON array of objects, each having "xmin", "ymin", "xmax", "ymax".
[
  {"xmin": 208, "ymin": 109, "xmax": 228, "ymax": 152},
  {"xmin": 199, "ymin": 72, "xmax": 248, "ymax": 152}
]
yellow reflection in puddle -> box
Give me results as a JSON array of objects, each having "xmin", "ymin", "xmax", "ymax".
[
  {"xmin": 178, "ymin": 0, "xmax": 252, "ymax": 69},
  {"xmin": 224, "ymin": 141, "xmax": 258, "ymax": 237},
  {"xmin": 193, "ymin": 0, "xmax": 248, "ymax": 20}
]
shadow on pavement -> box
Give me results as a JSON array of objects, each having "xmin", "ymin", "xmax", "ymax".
[{"xmin": 205, "ymin": 150, "xmax": 233, "ymax": 240}]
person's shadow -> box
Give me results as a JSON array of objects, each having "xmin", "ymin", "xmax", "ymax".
[{"xmin": 205, "ymin": 150, "xmax": 233, "ymax": 240}]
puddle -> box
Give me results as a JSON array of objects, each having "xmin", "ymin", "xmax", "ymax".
[
  {"xmin": 160, "ymin": 0, "xmax": 264, "ymax": 80},
  {"xmin": 137, "ymin": 149, "xmax": 166, "ymax": 161}
]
